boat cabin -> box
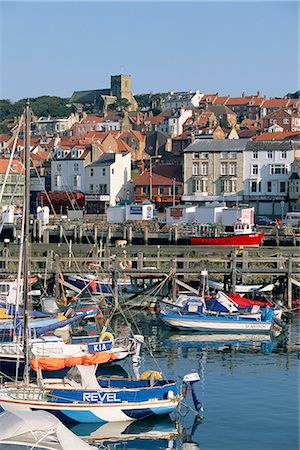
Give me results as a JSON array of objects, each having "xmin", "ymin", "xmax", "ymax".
[{"xmin": 233, "ymin": 222, "xmax": 255, "ymax": 235}]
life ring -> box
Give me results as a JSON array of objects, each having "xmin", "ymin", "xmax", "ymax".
[
  {"xmin": 87, "ymin": 263, "xmax": 101, "ymax": 269},
  {"xmin": 140, "ymin": 370, "xmax": 162, "ymax": 381},
  {"xmin": 100, "ymin": 331, "xmax": 114, "ymax": 344},
  {"xmin": 119, "ymin": 259, "xmax": 132, "ymax": 270}
]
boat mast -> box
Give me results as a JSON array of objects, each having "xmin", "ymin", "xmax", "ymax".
[{"xmin": 23, "ymin": 100, "xmax": 31, "ymax": 385}]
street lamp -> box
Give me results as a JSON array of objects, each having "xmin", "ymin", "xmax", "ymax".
[{"xmin": 149, "ymin": 155, "xmax": 162, "ymax": 202}]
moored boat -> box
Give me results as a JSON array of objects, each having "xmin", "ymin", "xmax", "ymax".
[
  {"xmin": 160, "ymin": 296, "xmax": 277, "ymax": 333},
  {"xmin": 191, "ymin": 232, "xmax": 264, "ymax": 247},
  {"xmin": 0, "ymin": 365, "xmax": 194, "ymax": 423}
]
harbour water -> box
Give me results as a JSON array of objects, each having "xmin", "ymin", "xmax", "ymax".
[
  {"xmin": 0, "ymin": 312, "xmax": 299, "ymax": 450},
  {"xmin": 81, "ymin": 311, "xmax": 299, "ymax": 450}
]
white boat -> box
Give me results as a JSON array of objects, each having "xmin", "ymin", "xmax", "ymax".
[
  {"xmin": 0, "ymin": 410, "xmax": 95, "ymax": 450},
  {"xmin": 0, "ymin": 332, "xmax": 142, "ymax": 375},
  {"xmin": 160, "ymin": 296, "xmax": 276, "ymax": 333},
  {"xmin": 0, "ymin": 364, "xmax": 185, "ymax": 423}
]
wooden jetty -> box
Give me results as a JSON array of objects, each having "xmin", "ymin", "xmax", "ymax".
[
  {"xmin": 0, "ymin": 243, "xmax": 299, "ymax": 309},
  {"xmin": 2, "ymin": 220, "xmax": 300, "ymax": 247}
]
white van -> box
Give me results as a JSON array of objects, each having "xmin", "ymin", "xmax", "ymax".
[{"xmin": 283, "ymin": 212, "xmax": 300, "ymax": 226}]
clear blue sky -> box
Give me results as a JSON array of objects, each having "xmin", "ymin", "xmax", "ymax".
[{"xmin": 0, "ymin": 1, "xmax": 298, "ymax": 101}]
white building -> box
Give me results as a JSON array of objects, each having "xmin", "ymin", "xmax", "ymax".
[
  {"xmin": 243, "ymin": 140, "xmax": 299, "ymax": 216},
  {"xmin": 162, "ymin": 90, "xmax": 203, "ymax": 110},
  {"xmin": 34, "ymin": 113, "xmax": 80, "ymax": 136},
  {"xmin": 157, "ymin": 108, "xmax": 193, "ymax": 137},
  {"xmin": 51, "ymin": 145, "xmax": 88, "ymax": 193},
  {"xmin": 85, "ymin": 152, "xmax": 131, "ymax": 214}
]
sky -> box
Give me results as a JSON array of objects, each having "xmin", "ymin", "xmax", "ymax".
[{"xmin": 0, "ymin": 1, "xmax": 298, "ymax": 102}]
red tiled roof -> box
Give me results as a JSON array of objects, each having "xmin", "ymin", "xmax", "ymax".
[
  {"xmin": 173, "ymin": 131, "xmax": 193, "ymax": 140},
  {"xmin": 133, "ymin": 171, "xmax": 182, "ymax": 186},
  {"xmin": 115, "ymin": 139, "xmax": 132, "ymax": 152},
  {"xmin": 263, "ymin": 108, "xmax": 295, "ymax": 119},
  {"xmin": 263, "ymin": 99, "xmax": 290, "ymax": 108},
  {"xmin": 252, "ymin": 131, "xmax": 300, "ymax": 141},
  {"xmin": 287, "ymin": 99, "xmax": 300, "ymax": 108},
  {"xmin": 0, "ymin": 134, "xmax": 11, "ymax": 142},
  {"xmin": 149, "ymin": 116, "xmax": 165, "ymax": 125},
  {"xmin": 200, "ymin": 94, "xmax": 218, "ymax": 103},
  {"xmin": 225, "ymin": 97, "xmax": 252, "ymax": 105},
  {"xmin": 81, "ymin": 115, "xmax": 104, "ymax": 124},
  {"xmin": 131, "ymin": 130, "xmax": 144, "ymax": 141},
  {"xmin": 213, "ymin": 96, "xmax": 230, "ymax": 104},
  {"xmin": 0, "ymin": 158, "xmax": 23, "ymax": 173},
  {"xmin": 247, "ymin": 97, "xmax": 265, "ymax": 106}
]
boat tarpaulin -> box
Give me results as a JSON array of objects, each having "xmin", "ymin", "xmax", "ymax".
[{"xmin": 30, "ymin": 352, "xmax": 116, "ymax": 371}]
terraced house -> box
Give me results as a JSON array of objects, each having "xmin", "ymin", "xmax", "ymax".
[
  {"xmin": 183, "ymin": 139, "xmax": 248, "ymax": 204},
  {"xmin": 243, "ymin": 140, "xmax": 300, "ymax": 216}
]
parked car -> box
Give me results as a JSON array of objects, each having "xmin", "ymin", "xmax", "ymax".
[{"xmin": 255, "ymin": 216, "xmax": 275, "ymax": 226}]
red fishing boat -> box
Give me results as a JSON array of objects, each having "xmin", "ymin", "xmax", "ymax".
[
  {"xmin": 191, "ymin": 222, "xmax": 264, "ymax": 246},
  {"xmin": 191, "ymin": 232, "xmax": 264, "ymax": 247}
]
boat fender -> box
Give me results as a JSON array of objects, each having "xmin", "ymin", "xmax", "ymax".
[
  {"xmin": 184, "ymin": 385, "xmax": 189, "ymax": 398},
  {"xmin": 119, "ymin": 259, "xmax": 132, "ymax": 270},
  {"xmin": 99, "ymin": 331, "xmax": 114, "ymax": 344},
  {"xmin": 140, "ymin": 370, "xmax": 162, "ymax": 381}
]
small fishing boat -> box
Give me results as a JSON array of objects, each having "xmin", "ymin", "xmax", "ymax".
[
  {"xmin": 191, "ymin": 232, "xmax": 264, "ymax": 247},
  {"xmin": 0, "ymin": 331, "xmax": 141, "ymax": 376},
  {"xmin": 160, "ymin": 295, "xmax": 276, "ymax": 332},
  {"xmin": 62, "ymin": 273, "xmax": 136, "ymax": 300},
  {"xmin": 191, "ymin": 222, "xmax": 264, "ymax": 247}
]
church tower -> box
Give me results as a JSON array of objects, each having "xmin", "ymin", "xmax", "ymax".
[{"xmin": 110, "ymin": 74, "xmax": 138, "ymax": 111}]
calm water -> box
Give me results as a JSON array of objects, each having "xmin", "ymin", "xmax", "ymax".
[
  {"xmin": 1, "ymin": 312, "xmax": 299, "ymax": 450},
  {"xmin": 83, "ymin": 311, "xmax": 299, "ymax": 450}
]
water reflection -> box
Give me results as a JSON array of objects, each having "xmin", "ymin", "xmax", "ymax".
[{"xmin": 71, "ymin": 416, "xmax": 201, "ymax": 450}]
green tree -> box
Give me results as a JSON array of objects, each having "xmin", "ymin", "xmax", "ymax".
[
  {"xmin": 0, "ymin": 122, "xmax": 9, "ymax": 133},
  {"xmin": 114, "ymin": 97, "xmax": 131, "ymax": 112}
]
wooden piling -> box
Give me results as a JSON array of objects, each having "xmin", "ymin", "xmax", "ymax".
[{"xmin": 287, "ymin": 256, "xmax": 293, "ymax": 309}]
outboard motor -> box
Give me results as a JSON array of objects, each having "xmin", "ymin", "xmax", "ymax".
[
  {"xmin": 132, "ymin": 334, "xmax": 144, "ymax": 379},
  {"xmin": 183, "ymin": 372, "xmax": 203, "ymax": 413}
]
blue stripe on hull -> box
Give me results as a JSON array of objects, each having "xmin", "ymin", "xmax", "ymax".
[
  {"xmin": 59, "ymin": 409, "xmax": 107, "ymax": 423},
  {"xmin": 151, "ymin": 405, "xmax": 178, "ymax": 416}
]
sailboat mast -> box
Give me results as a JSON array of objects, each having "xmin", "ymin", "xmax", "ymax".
[{"xmin": 23, "ymin": 100, "xmax": 31, "ymax": 385}]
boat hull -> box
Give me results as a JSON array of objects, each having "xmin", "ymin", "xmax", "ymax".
[
  {"xmin": 190, "ymin": 232, "xmax": 264, "ymax": 246},
  {"xmin": 0, "ymin": 395, "xmax": 179, "ymax": 423},
  {"xmin": 160, "ymin": 314, "xmax": 272, "ymax": 333}
]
